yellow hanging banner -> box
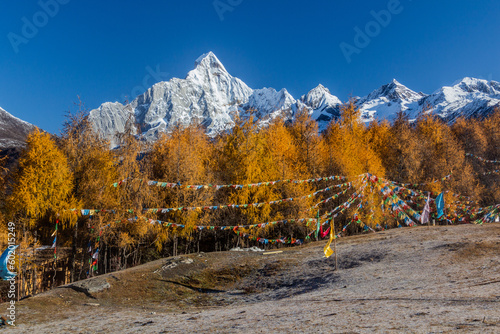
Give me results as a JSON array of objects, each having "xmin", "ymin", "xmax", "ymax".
[{"xmin": 323, "ymin": 220, "xmax": 335, "ymax": 258}]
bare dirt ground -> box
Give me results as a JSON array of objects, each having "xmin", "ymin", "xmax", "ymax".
[{"xmin": 4, "ymin": 223, "xmax": 500, "ymax": 333}]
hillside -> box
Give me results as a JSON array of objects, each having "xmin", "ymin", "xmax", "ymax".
[{"xmin": 9, "ymin": 223, "xmax": 500, "ymax": 333}]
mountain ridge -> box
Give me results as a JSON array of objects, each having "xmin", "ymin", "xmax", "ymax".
[{"xmin": 84, "ymin": 53, "xmax": 500, "ymax": 143}]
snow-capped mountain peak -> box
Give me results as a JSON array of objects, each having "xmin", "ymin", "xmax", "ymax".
[
  {"xmin": 365, "ymin": 79, "xmax": 425, "ymax": 102},
  {"xmin": 356, "ymin": 79, "xmax": 426, "ymax": 122},
  {"xmin": 91, "ymin": 52, "xmax": 256, "ymax": 146},
  {"xmin": 308, "ymin": 83, "xmax": 329, "ymax": 95},
  {"xmin": 194, "ymin": 51, "xmax": 226, "ymax": 70},
  {"xmin": 299, "ymin": 84, "xmax": 342, "ymax": 130},
  {"xmin": 452, "ymin": 77, "xmax": 500, "ymax": 95},
  {"xmin": 302, "ymin": 84, "xmax": 341, "ymax": 109},
  {"xmin": 187, "ymin": 51, "xmax": 230, "ymax": 82}
]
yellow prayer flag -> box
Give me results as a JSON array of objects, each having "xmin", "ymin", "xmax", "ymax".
[
  {"xmin": 324, "ymin": 243, "xmax": 334, "ymax": 258},
  {"xmin": 323, "ymin": 220, "xmax": 335, "ymax": 258}
]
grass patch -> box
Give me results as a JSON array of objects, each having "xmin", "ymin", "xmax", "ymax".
[{"xmin": 454, "ymin": 241, "xmax": 500, "ymax": 259}]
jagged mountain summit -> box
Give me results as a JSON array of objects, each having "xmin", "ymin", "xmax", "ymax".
[
  {"xmin": 0, "ymin": 106, "xmax": 36, "ymax": 149},
  {"xmin": 89, "ymin": 52, "xmax": 253, "ymax": 146},
  {"xmin": 89, "ymin": 52, "xmax": 500, "ymax": 145},
  {"xmin": 355, "ymin": 79, "xmax": 426, "ymax": 122}
]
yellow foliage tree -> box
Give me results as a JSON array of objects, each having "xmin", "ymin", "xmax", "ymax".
[
  {"xmin": 149, "ymin": 124, "xmax": 214, "ymax": 253},
  {"xmin": 479, "ymin": 109, "xmax": 500, "ymax": 203},
  {"xmin": 416, "ymin": 114, "xmax": 478, "ymax": 200},
  {"xmin": 9, "ymin": 129, "xmax": 74, "ymax": 231},
  {"xmin": 263, "ymin": 118, "xmax": 317, "ymax": 239},
  {"xmin": 60, "ymin": 110, "xmax": 120, "ymax": 278},
  {"xmin": 211, "ymin": 116, "xmax": 281, "ymax": 245},
  {"xmin": 110, "ymin": 124, "xmax": 158, "ymax": 266},
  {"xmin": 334, "ymin": 101, "xmax": 385, "ymax": 178},
  {"xmin": 323, "ymin": 101, "xmax": 386, "ymax": 228},
  {"xmin": 61, "ymin": 111, "xmax": 118, "ymax": 211}
]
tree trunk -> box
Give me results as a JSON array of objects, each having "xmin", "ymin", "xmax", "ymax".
[
  {"xmin": 122, "ymin": 248, "xmax": 126, "ymax": 270},
  {"xmin": 71, "ymin": 220, "xmax": 78, "ymax": 283},
  {"xmin": 33, "ymin": 267, "xmax": 37, "ymax": 295},
  {"xmin": 104, "ymin": 243, "xmax": 108, "ymax": 274},
  {"xmin": 32, "ymin": 230, "xmax": 37, "ymax": 294},
  {"xmin": 173, "ymin": 234, "xmax": 178, "ymax": 256},
  {"xmin": 214, "ymin": 231, "xmax": 218, "ymax": 252},
  {"xmin": 197, "ymin": 230, "xmax": 201, "ymax": 254},
  {"xmin": 133, "ymin": 245, "xmax": 139, "ymax": 266}
]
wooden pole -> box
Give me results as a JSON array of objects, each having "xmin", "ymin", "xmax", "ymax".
[{"xmin": 52, "ymin": 220, "xmax": 58, "ymax": 288}]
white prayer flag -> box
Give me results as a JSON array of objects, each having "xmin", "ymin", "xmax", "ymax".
[{"xmin": 420, "ymin": 194, "xmax": 430, "ymax": 224}]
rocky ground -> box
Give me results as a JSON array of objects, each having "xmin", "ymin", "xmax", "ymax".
[{"xmin": 3, "ymin": 223, "xmax": 500, "ymax": 333}]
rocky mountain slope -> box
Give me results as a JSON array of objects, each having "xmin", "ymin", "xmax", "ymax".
[{"xmin": 0, "ymin": 106, "xmax": 36, "ymax": 149}]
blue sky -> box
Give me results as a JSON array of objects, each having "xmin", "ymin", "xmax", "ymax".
[{"xmin": 1, "ymin": 0, "xmax": 499, "ymax": 133}]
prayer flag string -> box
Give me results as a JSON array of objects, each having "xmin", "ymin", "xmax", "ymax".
[{"xmin": 112, "ymin": 175, "xmax": 348, "ymax": 189}]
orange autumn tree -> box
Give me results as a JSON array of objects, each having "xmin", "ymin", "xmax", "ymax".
[
  {"xmin": 148, "ymin": 124, "xmax": 214, "ymax": 254},
  {"xmin": 453, "ymin": 109, "xmax": 500, "ymax": 205},
  {"xmin": 60, "ymin": 110, "xmax": 120, "ymax": 279},
  {"xmin": 287, "ymin": 108, "xmax": 324, "ymax": 177},
  {"xmin": 334, "ymin": 101, "xmax": 385, "ymax": 178},
  {"xmin": 8, "ymin": 127, "xmax": 76, "ymax": 293},
  {"xmin": 477, "ymin": 109, "xmax": 500, "ymax": 204},
  {"xmin": 414, "ymin": 114, "xmax": 478, "ymax": 216},
  {"xmin": 323, "ymin": 101, "xmax": 386, "ymax": 228},
  {"xmin": 61, "ymin": 110, "xmax": 118, "ymax": 215},
  {"xmin": 109, "ymin": 125, "xmax": 158, "ymax": 268},
  {"xmin": 262, "ymin": 117, "xmax": 317, "ymax": 241},
  {"xmin": 211, "ymin": 116, "xmax": 282, "ymax": 246},
  {"xmin": 383, "ymin": 111, "xmax": 423, "ymax": 183},
  {"xmin": 366, "ymin": 119, "xmax": 396, "ymax": 177},
  {"xmin": 207, "ymin": 114, "xmax": 318, "ymax": 247},
  {"xmin": 9, "ymin": 129, "xmax": 75, "ymax": 234}
]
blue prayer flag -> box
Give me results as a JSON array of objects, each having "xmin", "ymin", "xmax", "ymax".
[{"xmin": 436, "ymin": 192, "xmax": 445, "ymax": 218}]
